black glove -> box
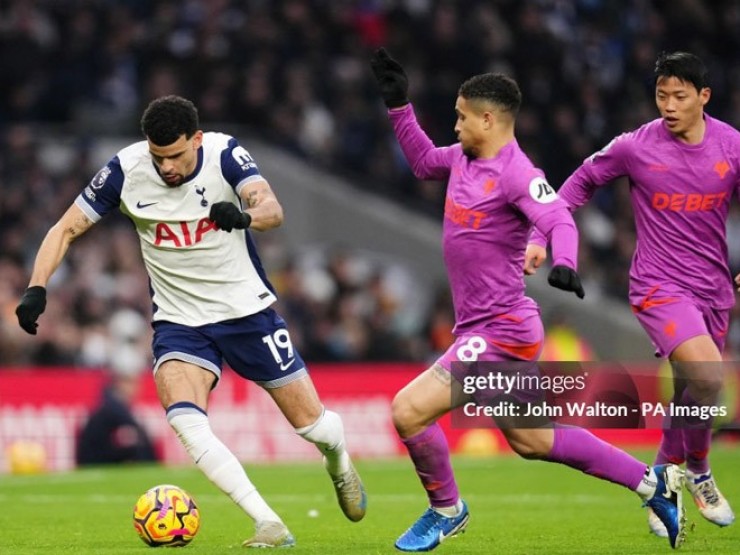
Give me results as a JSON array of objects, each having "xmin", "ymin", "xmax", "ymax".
[
  {"xmin": 370, "ymin": 47, "xmax": 410, "ymax": 108},
  {"xmin": 209, "ymin": 202, "xmax": 252, "ymax": 232},
  {"xmin": 547, "ymin": 266, "xmax": 585, "ymax": 299},
  {"xmin": 16, "ymin": 286, "xmax": 47, "ymax": 335}
]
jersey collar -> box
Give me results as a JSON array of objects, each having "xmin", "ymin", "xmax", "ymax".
[{"xmin": 182, "ymin": 146, "xmax": 204, "ymax": 184}]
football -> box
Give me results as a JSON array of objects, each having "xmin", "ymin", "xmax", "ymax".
[{"xmin": 133, "ymin": 484, "xmax": 200, "ymax": 547}]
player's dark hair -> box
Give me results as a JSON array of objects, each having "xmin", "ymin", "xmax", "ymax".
[
  {"xmin": 458, "ymin": 73, "xmax": 522, "ymax": 116},
  {"xmin": 654, "ymin": 51, "xmax": 708, "ymax": 92},
  {"xmin": 140, "ymin": 95, "xmax": 199, "ymax": 146}
]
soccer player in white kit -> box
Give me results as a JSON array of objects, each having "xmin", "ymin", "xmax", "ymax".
[{"xmin": 16, "ymin": 95, "xmax": 366, "ymax": 547}]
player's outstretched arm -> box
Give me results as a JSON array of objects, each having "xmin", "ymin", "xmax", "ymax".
[
  {"xmin": 16, "ymin": 203, "xmax": 95, "ymax": 334},
  {"xmin": 370, "ymin": 47, "xmax": 452, "ymax": 181},
  {"xmin": 370, "ymin": 47, "xmax": 409, "ymax": 109}
]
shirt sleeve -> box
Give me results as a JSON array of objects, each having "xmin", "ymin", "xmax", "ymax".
[
  {"xmin": 558, "ymin": 132, "xmax": 633, "ymax": 209},
  {"xmin": 388, "ymin": 104, "xmax": 455, "ymax": 181},
  {"xmin": 220, "ymin": 137, "xmax": 264, "ymax": 194},
  {"xmin": 532, "ymin": 211, "xmax": 579, "ymax": 269},
  {"xmin": 74, "ymin": 157, "xmax": 124, "ymax": 222},
  {"xmin": 528, "ymin": 133, "xmax": 632, "ymax": 247},
  {"xmin": 506, "ymin": 172, "xmax": 578, "ymax": 269}
]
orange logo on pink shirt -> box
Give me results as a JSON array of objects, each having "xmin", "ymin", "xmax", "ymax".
[
  {"xmin": 444, "ymin": 197, "xmax": 487, "ymax": 229},
  {"xmin": 651, "ymin": 192, "xmax": 726, "ymax": 212},
  {"xmin": 714, "ymin": 160, "xmax": 730, "ymax": 179},
  {"xmin": 483, "ymin": 179, "xmax": 496, "ymax": 194}
]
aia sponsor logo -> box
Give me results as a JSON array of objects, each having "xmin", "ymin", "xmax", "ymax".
[
  {"xmin": 651, "ymin": 192, "xmax": 726, "ymax": 212},
  {"xmin": 154, "ymin": 218, "xmax": 216, "ymax": 247}
]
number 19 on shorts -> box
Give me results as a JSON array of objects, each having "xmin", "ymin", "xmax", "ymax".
[{"xmin": 262, "ymin": 329, "xmax": 296, "ymax": 370}]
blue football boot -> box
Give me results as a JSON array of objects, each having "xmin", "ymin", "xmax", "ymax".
[
  {"xmin": 395, "ymin": 500, "xmax": 469, "ymax": 552},
  {"xmin": 645, "ymin": 464, "xmax": 686, "ymax": 549}
]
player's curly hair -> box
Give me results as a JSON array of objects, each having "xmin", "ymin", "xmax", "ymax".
[
  {"xmin": 140, "ymin": 95, "xmax": 199, "ymax": 146},
  {"xmin": 458, "ymin": 73, "xmax": 522, "ymax": 116},
  {"xmin": 654, "ymin": 51, "xmax": 708, "ymax": 92}
]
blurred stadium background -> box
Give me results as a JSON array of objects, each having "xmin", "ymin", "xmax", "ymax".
[{"xmin": 1, "ymin": 0, "xmax": 740, "ymax": 473}]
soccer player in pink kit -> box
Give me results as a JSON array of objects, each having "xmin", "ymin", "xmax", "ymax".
[
  {"xmin": 371, "ymin": 48, "xmax": 686, "ymax": 552},
  {"xmin": 527, "ymin": 52, "xmax": 737, "ymax": 537}
]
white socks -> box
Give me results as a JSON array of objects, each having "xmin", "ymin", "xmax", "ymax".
[
  {"xmin": 167, "ymin": 402, "xmax": 352, "ymax": 526},
  {"xmin": 295, "ymin": 409, "xmax": 351, "ymax": 476},
  {"xmin": 433, "ymin": 499, "xmax": 464, "ymax": 517},
  {"xmin": 166, "ymin": 402, "xmax": 281, "ymax": 524}
]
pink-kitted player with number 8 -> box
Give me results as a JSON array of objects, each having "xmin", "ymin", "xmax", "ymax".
[{"xmin": 371, "ymin": 47, "xmax": 686, "ymax": 552}]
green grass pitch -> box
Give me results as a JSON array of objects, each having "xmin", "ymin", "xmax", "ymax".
[{"xmin": 0, "ymin": 446, "xmax": 738, "ymax": 554}]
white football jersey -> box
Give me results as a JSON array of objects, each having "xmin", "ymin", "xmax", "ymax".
[{"xmin": 75, "ymin": 132, "xmax": 277, "ymax": 326}]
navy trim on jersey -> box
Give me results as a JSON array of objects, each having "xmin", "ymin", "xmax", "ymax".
[
  {"xmin": 148, "ymin": 279, "xmax": 158, "ymax": 317},
  {"xmin": 221, "ymin": 137, "xmax": 261, "ymax": 190},
  {"xmin": 245, "ymin": 231, "xmax": 276, "ymax": 296},
  {"xmin": 149, "ymin": 146, "xmax": 204, "ymax": 185},
  {"xmin": 182, "ymin": 146, "xmax": 204, "ymax": 184},
  {"xmin": 79, "ymin": 156, "xmax": 124, "ymax": 219}
]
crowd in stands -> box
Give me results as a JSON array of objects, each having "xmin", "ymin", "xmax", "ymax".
[{"xmin": 2, "ymin": 0, "xmax": 740, "ymax": 367}]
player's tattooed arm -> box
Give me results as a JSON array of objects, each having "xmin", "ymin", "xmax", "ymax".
[
  {"xmin": 64, "ymin": 208, "xmax": 95, "ymax": 239},
  {"xmin": 431, "ymin": 363, "xmax": 452, "ymax": 385},
  {"xmin": 239, "ymin": 179, "xmax": 284, "ymax": 231},
  {"xmin": 431, "ymin": 362, "xmax": 476, "ymax": 407},
  {"xmin": 28, "ymin": 203, "xmax": 95, "ymax": 287}
]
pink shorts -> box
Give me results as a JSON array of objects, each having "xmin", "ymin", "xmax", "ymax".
[
  {"xmin": 631, "ymin": 293, "xmax": 729, "ymax": 358},
  {"xmin": 437, "ymin": 308, "xmax": 544, "ymax": 370}
]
